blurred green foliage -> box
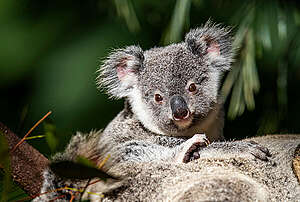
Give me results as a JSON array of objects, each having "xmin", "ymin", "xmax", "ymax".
[
  {"xmin": 44, "ymin": 121, "xmax": 58, "ymax": 152},
  {"xmin": 1, "ymin": 0, "xmax": 300, "ymax": 192},
  {"xmin": 1, "ymin": 0, "xmax": 300, "ymax": 199}
]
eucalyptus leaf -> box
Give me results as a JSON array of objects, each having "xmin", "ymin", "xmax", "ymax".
[
  {"xmin": 76, "ymin": 156, "xmax": 97, "ymax": 168},
  {"xmin": 44, "ymin": 122, "xmax": 58, "ymax": 153},
  {"xmin": 114, "ymin": 0, "xmax": 140, "ymax": 32},
  {"xmin": 50, "ymin": 161, "xmax": 117, "ymax": 181},
  {"xmin": 163, "ymin": 0, "xmax": 191, "ymax": 44}
]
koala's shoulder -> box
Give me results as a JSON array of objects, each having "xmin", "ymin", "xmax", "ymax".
[{"xmin": 103, "ymin": 103, "xmax": 150, "ymax": 141}]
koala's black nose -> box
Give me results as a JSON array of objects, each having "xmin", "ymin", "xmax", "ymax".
[{"xmin": 170, "ymin": 95, "xmax": 190, "ymax": 120}]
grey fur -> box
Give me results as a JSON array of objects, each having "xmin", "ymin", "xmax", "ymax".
[
  {"xmin": 93, "ymin": 135, "xmax": 300, "ymax": 201},
  {"xmin": 35, "ymin": 22, "xmax": 292, "ymax": 201},
  {"xmin": 36, "ymin": 135, "xmax": 300, "ymax": 201}
]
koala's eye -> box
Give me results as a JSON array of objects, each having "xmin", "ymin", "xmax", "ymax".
[
  {"xmin": 188, "ymin": 83, "xmax": 197, "ymax": 93},
  {"xmin": 154, "ymin": 94, "xmax": 163, "ymax": 103}
]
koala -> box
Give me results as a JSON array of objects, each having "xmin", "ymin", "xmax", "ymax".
[
  {"xmin": 35, "ymin": 22, "xmax": 272, "ymax": 201},
  {"xmin": 95, "ymin": 21, "xmax": 234, "ymax": 165}
]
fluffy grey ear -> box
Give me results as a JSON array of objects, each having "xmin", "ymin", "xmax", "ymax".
[
  {"xmin": 185, "ymin": 21, "xmax": 234, "ymax": 71},
  {"xmin": 97, "ymin": 45, "xmax": 144, "ymax": 99}
]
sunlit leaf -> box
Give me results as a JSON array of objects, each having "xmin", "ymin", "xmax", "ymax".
[
  {"xmin": 25, "ymin": 135, "xmax": 45, "ymax": 140},
  {"xmin": 223, "ymin": 3, "xmax": 260, "ymax": 119},
  {"xmin": 228, "ymin": 68, "xmax": 245, "ymax": 119},
  {"xmin": 232, "ymin": 3, "xmax": 255, "ymax": 48},
  {"xmin": 44, "ymin": 122, "xmax": 58, "ymax": 153},
  {"xmin": 221, "ymin": 62, "xmax": 241, "ymax": 101},
  {"xmin": 222, "ymin": 2, "xmax": 255, "ymax": 104},
  {"xmin": 162, "ymin": 0, "xmax": 192, "ymax": 44},
  {"xmin": 242, "ymin": 28, "xmax": 259, "ymax": 110}
]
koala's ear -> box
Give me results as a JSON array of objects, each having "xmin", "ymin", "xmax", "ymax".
[
  {"xmin": 97, "ymin": 45, "xmax": 144, "ymax": 99},
  {"xmin": 185, "ymin": 21, "xmax": 234, "ymax": 71}
]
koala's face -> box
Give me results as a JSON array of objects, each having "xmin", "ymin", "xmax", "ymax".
[
  {"xmin": 133, "ymin": 44, "xmax": 221, "ymax": 135},
  {"xmin": 99, "ymin": 22, "xmax": 233, "ymax": 136}
]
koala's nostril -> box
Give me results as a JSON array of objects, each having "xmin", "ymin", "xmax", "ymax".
[
  {"xmin": 170, "ymin": 95, "xmax": 190, "ymax": 120},
  {"xmin": 173, "ymin": 108, "xmax": 189, "ymax": 120}
]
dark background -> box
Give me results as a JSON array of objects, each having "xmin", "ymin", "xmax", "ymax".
[{"xmin": 1, "ymin": 0, "xmax": 300, "ymax": 158}]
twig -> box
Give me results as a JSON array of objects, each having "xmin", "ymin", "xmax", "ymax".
[{"xmin": 11, "ymin": 111, "xmax": 52, "ymax": 153}]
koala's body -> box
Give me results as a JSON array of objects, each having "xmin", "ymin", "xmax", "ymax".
[
  {"xmin": 35, "ymin": 22, "xmax": 272, "ymax": 201},
  {"xmin": 95, "ymin": 22, "xmax": 233, "ymax": 165}
]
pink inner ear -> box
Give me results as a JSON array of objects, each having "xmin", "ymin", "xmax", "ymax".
[
  {"xmin": 117, "ymin": 57, "xmax": 135, "ymax": 80},
  {"xmin": 207, "ymin": 42, "xmax": 220, "ymax": 56},
  {"xmin": 117, "ymin": 64, "xmax": 127, "ymax": 80}
]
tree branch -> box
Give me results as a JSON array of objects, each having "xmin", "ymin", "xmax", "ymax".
[{"xmin": 0, "ymin": 122, "xmax": 49, "ymax": 197}]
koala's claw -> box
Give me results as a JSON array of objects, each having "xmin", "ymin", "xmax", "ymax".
[
  {"xmin": 246, "ymin": 141, "xmax": 271, "ymax": 161},
  {"xmin": 248, "ymin": 140, "xmax": 271, "ymax": 157},
  {"xmin": 177, "ymin": 134, "xmax": 210, "ymax": 163}
]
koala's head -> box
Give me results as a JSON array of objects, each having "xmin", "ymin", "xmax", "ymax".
[{"xmin": 98, "ymin": 22, "xmax": 234, "ymax": 136}]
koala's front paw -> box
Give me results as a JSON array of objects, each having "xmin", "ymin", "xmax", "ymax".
[
  {"xmin": 207, "ymin": 140, "xmax": 272, "ymax": 162},
  {"xmin": 176, "ymin": 134, "xmax": 210, "ymax": 163},
  {"xmin": 244, "ymin": 140, "xmax": 271, "ymax": 161}
]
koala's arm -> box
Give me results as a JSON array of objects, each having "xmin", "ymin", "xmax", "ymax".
[
  {"xmin": 114, "ymin": 135, "xmax": 272, "ymax": 165},
  {"xmin": 97, "ymin": 108, "xmax": 215, "ymax": 165},
  {"xmin": 99, "ymin": 109, "xmax": 271, "ymax": 165}
]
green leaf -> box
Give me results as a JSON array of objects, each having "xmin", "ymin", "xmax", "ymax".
[
  {"xmin": 50, "ymin": 160, "xmax": 118, "ymax": 181},
  {"xmin": 44, "ymin": 122, "xmax": 58, "ymax": 152},
  {"xmin": 227, "ymin": 67, "xmax": 245, "ymax": 119},
  {"xmin": 25, "ymin": 135, "xmax": 45, "ymax": 140},
  {"xmin": 114, "ymin": 0, "xmax": 140, "ymax": 32},
  {"xmin": 76, "ymin": 156, "xmax": 97, "ymax": 168},
  {"xmin": 221, "ymin": 62, "xmax": 240, "ymax": 102},
  {"xmin": 223, "ymin": 3, "xmax": 262, "ymax": 119},
  {"xmin": 162, "ymin": 0, "xmax": 192, "ymax": 44},
  {"xmin": 242, "ymin": 28, "xmax": 259, "ymax": 111}
]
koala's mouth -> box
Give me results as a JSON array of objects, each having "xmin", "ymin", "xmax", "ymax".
[{"xmin": 172, "ymin": 112, "xmax": 193, "ymax": 129}]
